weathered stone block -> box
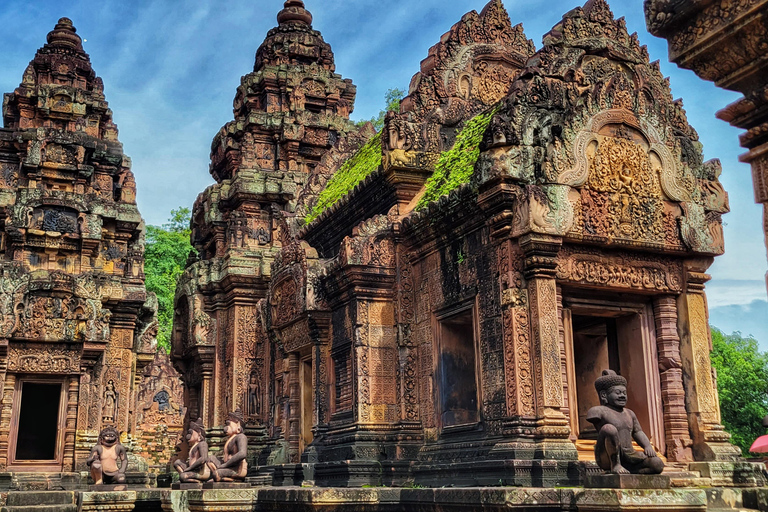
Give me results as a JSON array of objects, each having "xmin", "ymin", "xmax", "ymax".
[{"xmin": 584, "ymin": 474, "xmax": 671, "ymax": 489}]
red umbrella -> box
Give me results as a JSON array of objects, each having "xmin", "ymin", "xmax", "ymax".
[{"xmin": 750, "ymin": 434, "xmax": 768, "ymax": 453}]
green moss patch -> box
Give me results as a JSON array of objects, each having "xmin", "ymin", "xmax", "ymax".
[
  {"xmin": 416, "ymin": 105, "xmax": 500, "ymax": 210},
  {"xmin": 305, "ymin": 132, "xmax": 382, "ymax": 224}
]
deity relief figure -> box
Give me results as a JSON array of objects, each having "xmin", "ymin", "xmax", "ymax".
[
  {"xmin": 86, "ymin": 426, "xmax": 127, "ymax": 485},
  {"xmin": 173, "ymin": 418, "xmax": 211, "ymax": 483},
  {"xmin": 587, "ymin": 370, "xmax": 664, "ymax": 475},
  {"xmin": 246, "ymin": 373, "xmax": 261, "ymax": 421},
  {"xmin": 206, "ymin": 409, "xmax": 248, "ymax": 481},
  {"xmin": 102, "ymin": 380, "xmax": 117, "ymax": 423}
]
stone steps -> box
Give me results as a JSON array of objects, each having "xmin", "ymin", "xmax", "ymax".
[
  {"xmin": 1, "ymin": 491, "xmax": 77, "ymax": 512},
  {"xmin": 0, "ymin": 506, "xmax": 77, "ymax": 512}
]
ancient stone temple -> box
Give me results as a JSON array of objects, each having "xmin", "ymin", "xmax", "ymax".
[
  {"xmin": 172, "ymin": 0, "xmax": 358, "ymax": 457},
  {"xmin": 173, "ymin": 0, "xmax": 752, "ymax": 494},
  {"xmin": 0, "ymin": 18, "xmax": 156, "ymax": 478}
]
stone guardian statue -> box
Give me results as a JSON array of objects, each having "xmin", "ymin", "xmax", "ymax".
[
  {"xmin": 206, "ymin": 409, "xmax": 248, "ymax": 481},
  {"xmin": 173, "ymin": 418, "xmax": 211, "ymax": 483},
  {"xmin": 587, "ymin": 369, "xmax": 664, "ymax": 475},
  {"xmin": 86, "ymin": 426, "xmax": 128, "ymax": 485}
]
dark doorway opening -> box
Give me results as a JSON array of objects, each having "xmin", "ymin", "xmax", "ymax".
[
  {"xmin": 571, "ymin": 315, "xmax": 620, "ymax": 439},
  {"xmin": 438, "ymin": 308, "xmax": 479, "ymax": 428},
  {"xmin": 15, "ymin": 382, "xmax": 62, "ymax": 460}
]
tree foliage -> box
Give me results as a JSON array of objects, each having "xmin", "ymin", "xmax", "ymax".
[
  {"xmin": 144, "ymin": 208, "xmax": 193, "ymax": 351},
  {"xmin": 356, "ymin": 88, "xmax": 406, "ymax": 131},
  {"xmin": 710, "ymin": 326, "xmax": 768, "ymax": 454}
]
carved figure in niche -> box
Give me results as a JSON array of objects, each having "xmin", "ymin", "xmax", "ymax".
[
  {"xmin": 154, "ymin": 390, "xmax": 171, "ymax": 412},
  {"xmin": 102, "ymin": 379, "xmax": 117, "ymax": 423},
  {"xmin": 42, "ymin": 208, "xmax": 77, "ymax": 233},
  {"xmin": 173, "ymin": 418, "xmax": 211, "ymax": 483},
  {"xmin": 587, "ymin": 370, "xmax": 664, "ymax": 474},
  {"xmin": 246, "ymin": 373, "xmax": 261, "ymax": 421},
  {"xmin": 206, "ymin": 409, "xmax": 248, "ymax": 481},
  {"xmin": 86, "ymin": 426, "xmax": 127, "ymax": 485}
]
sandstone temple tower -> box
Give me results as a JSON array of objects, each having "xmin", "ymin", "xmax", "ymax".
[
  {"xmin": 0, "ymin": 18, "xmax": 155, "ymax": 475},
  {"xmin": 172, "ymin": 0, "xmax": 357, "ymax": 448}
]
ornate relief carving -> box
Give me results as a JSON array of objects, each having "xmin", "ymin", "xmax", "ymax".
[
  {"xmin": 688, "ymin": 293, "xmax": 718, "ymax": 420},
  {"xmin": 528, "ymin": 277, "xmax": 562, "ymax": 410},
  {"xmin": 503, "ymin": 306, "xmax": 534, "ymax": 416},
  {"xmin": 272, "ymin": 277, "xmax": 299, "ymax": 327},
  {"xmin": 7, "ymin": 345, "xmax": 80, "ymax": 373},
  {"xmin": 556, "ymin": 247, "xmax": 683, "ymax": 293}
]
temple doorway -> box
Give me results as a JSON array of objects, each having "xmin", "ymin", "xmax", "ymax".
[
  {"xmin": 9, "ymin": 379, "xmax": 65, "ymax": 468},
  {"xmin": 435, "ymin": 304, "xmax": 480, "ymax": 430},
  {"xmin": 561, "ymin": 295, "xmax": 665, "ymax": 458}
]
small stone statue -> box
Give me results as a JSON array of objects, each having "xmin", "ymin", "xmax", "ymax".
[
  {"xmin": 587, "ymin": 370, "xmax": 664, "ymax": 475},
  {"xmin": 102, "ymin": 380, "xmax": 117, "ymax": 423},
  {"xmin": 173, "ymin": 418, "xmax": 211, "ymax": 483},
  {"xmin": 207, "ymin": 409, "xmax": 248, "ymax": 481},
  {"xmin": 86, "ymin": 426, "xmax": 128, "ymax": 485},
  {"xmin": 247, "ymin": 373, "xmax": 261, "ymax": 420}
]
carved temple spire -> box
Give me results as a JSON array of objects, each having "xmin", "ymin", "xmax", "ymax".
[
  {"xmin": 3, "ymin": 17, "xmax": 116, "ymax": 138},
  {"xmin": 277, "ymin": 0, "xmax": 313, "ymax": 27},
  {"xmin": 254, "ymin": 0, "xmax": 333, "ymax": 72},
  {"xmin": 46, "ymin": 17, "xmax": 84, "ymax": 50}
]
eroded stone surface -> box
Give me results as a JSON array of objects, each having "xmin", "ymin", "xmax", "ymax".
[{"xmin": 0, "ymin": 17, "xmax": 154, "ymax": 475}]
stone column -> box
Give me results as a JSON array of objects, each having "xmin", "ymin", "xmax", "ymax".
[
  {"xmin": 652, "ymin": 296, "xmax": 693, "ymax": 462},
  {"xmin": 287, "ymin": 352, "xmax": 301, "ymax": 462},
  {"xmin": 201, "ymin": 361, "xmax": 214, "ymax": 428},
  {"xmin": 63, "ymin": 375, "xmax": 79, "ymax": 471},
  {"xmin": 519, "ymin": 234, "xmax": 573, "ymax": 457},
  {"xmin": 677, "ymin": 260, "xmax": 740, "ymax": 461},
  {"xmin": 0, "ymin": 373, "xmax": 15, "ymax": 469}
]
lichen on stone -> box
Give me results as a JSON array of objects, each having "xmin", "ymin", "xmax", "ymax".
[
  {"xmin": 305, "ymin": 131, "xmax": 382, "ymax": 224},
  {"xmin": 416, "ymin": 104, "xmax": 501, "ymax": 210}
]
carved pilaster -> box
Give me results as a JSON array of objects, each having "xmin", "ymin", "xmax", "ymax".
[
  {"xmin": 652, "ymin": 296, "xmax": 693, "ymax": 462},
  {"xmin": 287, "ymin": 352, "xmax": 300, "ymax": 462},
  {"xmin": 201, "ymin": 361, "xmax": 214, "ymax": 428},
  {"xmin": 0, "ymin": 373, "xmax": 15, "ymax": 470},
  {"xmin": 677, "ymin": 260, "xmax": 740, "ymax": 461},
  {"xmin": 63, "ymin": 375, "xmax": 79, "ymax": 470},
  {"xmin": 519, "ymin": 234, "xmax": 571, "ymax": 445}
]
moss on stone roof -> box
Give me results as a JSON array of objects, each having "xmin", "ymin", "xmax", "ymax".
[
  {"xmin": 305, "ymin": 132, "xmax": 382, "ymax": 224},
  {"xmin": 416, "ymin": 105, "xmax": 500, "ymax": 210}
]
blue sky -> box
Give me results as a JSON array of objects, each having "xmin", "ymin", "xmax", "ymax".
[{"xmin": 1, "ymin": 0, "xmax": 765, "ymax": 344}]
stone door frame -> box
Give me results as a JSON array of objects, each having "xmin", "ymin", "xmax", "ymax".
[
  {"xmin": 561, "ymin": 293, "xmax": 666, "ymax": 457},
  {"xmin": 7, "ymin": 375, "xmax": 68, "ymax": 471}
]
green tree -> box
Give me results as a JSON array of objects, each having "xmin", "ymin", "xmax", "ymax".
[
  {"xmin": 710, "ymin": 326, "xmax": 768, "ymax": 454},
  {"xmin": 144, "ymin": 207, "xmax": 193, "ymax": 352},
  {"xmin": 357, "ymin": 88, "xmax": 406, "ymax": 131}
]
